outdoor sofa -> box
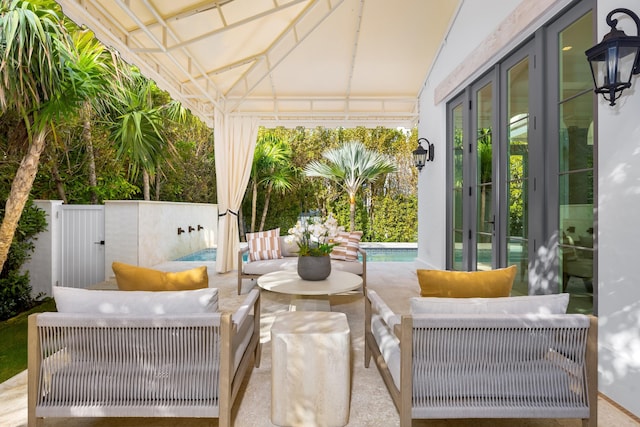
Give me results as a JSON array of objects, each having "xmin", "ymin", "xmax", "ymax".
[
  {"xmin": 237, "ymin": 235, "xmax": 366, "ymax": 294},
  {"xmin": 364, "ymin": 289, "xmax": 598, "ymax": 427},
  {"xmin": 28, "ymin": 287, "xmax": 261, "ymax": 427}
]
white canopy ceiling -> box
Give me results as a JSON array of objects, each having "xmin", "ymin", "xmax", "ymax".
[{"xmin": 55, "ymin": 0, "xmax": 461, "ymax": 128}]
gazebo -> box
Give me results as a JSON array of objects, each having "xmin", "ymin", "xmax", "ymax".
[{"xmin": 55, "ymin": 0, "xmax": 459, "ymax": 273}]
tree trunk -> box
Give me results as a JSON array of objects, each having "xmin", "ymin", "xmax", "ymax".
[
  {"xmin": 81, "ymin": 102, "xmax": 98, "ymax": 204},
  {"xmin": 259, "ymin": 181, "xmax": 274, "ymax": 232},
  {"xmin": 50, "ymin": 160, "xmax": 68, "ymax": 203},
  {"xmin": 143, "ymin": 170, "xmax": 150, "ymax": 200},
  {"xmin": 0, "ymin": 128, "xmax": 48, "ymax": 272},
  {"xmin": 349, "ymin": 192, "xmax": 356, "ymax": 232},
  {"xmin": 250, "ymin": 181, "xmax": 258, "ymax": 233},
  {"xmin": 155, "ymin": 165, "xmax": 161, "ymax": 201},
  {"xmin": 238, "ymin": 208, "xmax": 245, "ymax": 241}
]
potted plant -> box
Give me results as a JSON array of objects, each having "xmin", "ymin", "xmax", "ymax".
[{"xmin": 287, "ymin": 213, "xmax": 344, "ymax": 280}]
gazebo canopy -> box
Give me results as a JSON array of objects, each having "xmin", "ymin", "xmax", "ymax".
[{"xmin": 56, "ymin": 0, "xmax": 460, "ymax": 128}]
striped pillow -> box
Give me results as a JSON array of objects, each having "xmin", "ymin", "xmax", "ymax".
[
  {"xmin": 330, "ymin": 231, "xmax": 363, "ymax": 261},
  {"xmin": 247, "ymin": 228, "xmax": 282, "ymax": 261}
]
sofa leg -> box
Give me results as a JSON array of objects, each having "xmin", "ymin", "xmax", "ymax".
[
  {"xmin": 255, "ymin": 342, "xmax": 262, "ymax": 368},
  {"xmin": 364, "ymin": 339, "xmax": 372, "ymax": 368}
]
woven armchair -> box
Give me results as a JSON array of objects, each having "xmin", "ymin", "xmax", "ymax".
[
  {"xmin": 364, "ymin": 290, "xmax": 597, "ymax": 427},
  {"xmin": 28, "ymin": 289, "xmax": 261, "ymax": 427}
]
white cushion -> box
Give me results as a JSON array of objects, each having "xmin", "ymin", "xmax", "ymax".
[
  {"xmin": 53, "ymin": 286, "xmax": 219, "ymax": 315},
  {"xmin": 330, "ymin": 259, "xmax": 363, "ymax": 275},
  {"xmin": 410, "ymin": 293, "xmax": 570, "ymax": 315},
  {"xmin": 371, "ymin": 313, "xmax": 401, "ymax": 389},
  {"xmin": 242, "ymin": 257, "xmax": 363, "ymax": 275},
  {"xmin": 243, "ymin": 257, "xmax": 298, "ymax": 275}
]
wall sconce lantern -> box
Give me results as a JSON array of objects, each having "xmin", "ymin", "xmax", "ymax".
[
  {"xmin": 585, "ymin": 8, "xmax": 640, "ymax": 106},
  {"xmin": 413, "ymin": 137, "xmax": 434, "ymax": 172}
]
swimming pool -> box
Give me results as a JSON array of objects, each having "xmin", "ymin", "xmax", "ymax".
[{"xmin": 176, "ymin": 246, "xmax": 417, "ymax": 262}]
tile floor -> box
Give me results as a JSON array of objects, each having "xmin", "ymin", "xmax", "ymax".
[{"xmin": 0, "ymin": 262, "xmax": 638, "ymax": 427}]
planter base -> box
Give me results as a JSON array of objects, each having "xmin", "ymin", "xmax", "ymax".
[{"xmin": 297, "ymin": 256, "xmax": 331, "ymax": 281}]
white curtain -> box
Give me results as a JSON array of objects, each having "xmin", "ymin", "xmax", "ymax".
[{"xmin": 214, "ymin": 112, "xmax": 259, "ymax": 273}]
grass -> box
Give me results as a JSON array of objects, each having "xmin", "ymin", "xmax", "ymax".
[{"xmin": 0, "ymin": 299, "xmax": 57, "ymax": 384}]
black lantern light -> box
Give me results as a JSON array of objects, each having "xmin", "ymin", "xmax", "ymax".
[
  {"xmin": 413, "ymin": 137, "xmax": 434, "ymax": 172},
  {"xmin": 585, "ymin": 8, "xmax": 640, "ymax": 106}
]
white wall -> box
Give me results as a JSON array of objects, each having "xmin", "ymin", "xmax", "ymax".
[
  {"xmin": 104, "ymin": 201, "xmax": 218, "ymax": 278},
  {"xmin": 22, "ymin": 200, "xmax": 63, "ymax": 297},
  {"xmin": 596, "ymin": 0, "xmax": 640, "ymax": 416},
  {"xmin": 418, "ymin": 0, "xmax": 640, "ymax": 417}
]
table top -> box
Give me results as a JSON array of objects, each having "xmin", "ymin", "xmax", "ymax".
[{"xmin": 257, "ymin": 270, "xmax": 362, "ymax": 296}]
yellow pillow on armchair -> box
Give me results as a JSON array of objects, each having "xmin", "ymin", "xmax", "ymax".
[
  {"xmin": 112, "ymin": 262, "xmax": 209, "ymax": 291},
  {"xmin": 417, "ymin": 265, "xmax": 516, "ymax": 298}
]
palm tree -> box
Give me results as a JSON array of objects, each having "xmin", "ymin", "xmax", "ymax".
[
  {"xmin": 0, "ymin": 0, "xmax": 101, "ymax": 272},
  {"xmin": 72, "ymin": 29, "xmax": 125, "ymax": 204},
  {"xmin": 108, "ymin": 70, "xmax": 182, "ymax": 200},
  {"xmin": 248, "ymin": 133, "xmax": 294, "ymax": 232},
  {"xmin": 305, "ymin": 141, "xmax": 397, "ymax": 232},
  {"xmin": 258, "ymin": 143, "xmax": 295, "ymax": 232},
  {"xmin": 46, "ymin": 29, "xmax": 125, "ymax": 204}
]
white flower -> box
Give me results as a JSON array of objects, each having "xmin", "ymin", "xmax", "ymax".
[{"xmin": 287, "ymin": 213, "xmax": 345, "ymax": 256}]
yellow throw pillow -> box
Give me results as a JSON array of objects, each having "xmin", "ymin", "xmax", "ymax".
[
  {"xmin": 112, "ymin": 262, "xmax": 209, "ymax": 291},
  {"xmin": 416, "ymin": 265, "xmax": 517, "ymax": 298}
]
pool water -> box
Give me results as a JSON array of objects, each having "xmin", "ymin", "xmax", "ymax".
[
  {"xmin": 177, "ymin": 248, "xmax": 218, "ymax": 262},
  {"xmin": 176, "ymin": 247, "xmax": 417, "ymax": 262}
]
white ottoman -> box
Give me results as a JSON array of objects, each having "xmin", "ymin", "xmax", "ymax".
[{"xmin": 271, "ymin": 311, "xmax": 351, "ymax": 427}]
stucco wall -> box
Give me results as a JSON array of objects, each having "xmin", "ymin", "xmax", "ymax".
[
  {"xmin": 104, "ymin": 201, "xmax": 218, "ymax": 278},
  {"xmin": 596, "ymin": 0, "xmax": 640, "ymax": 416}
]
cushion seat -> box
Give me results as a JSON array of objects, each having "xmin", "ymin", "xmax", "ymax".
[
  {"xmin": 241, "ymin": 257, "xmax": 363, "ymax": 276},
  {"xmin": 330, "ymin": 259, "xmax": 364, "ymax": 275},
  {"xmin": 242, "ymin": 258, "xmax": 298, "ymax": 275},
  {"xmin": 238, "ymin": 235, "xmax": 366, "ymax": 294}
]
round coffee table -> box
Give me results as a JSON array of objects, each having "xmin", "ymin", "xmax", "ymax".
[{"xmin": 257, "ymin": 270, "xmax": 362, "ymax": 311}]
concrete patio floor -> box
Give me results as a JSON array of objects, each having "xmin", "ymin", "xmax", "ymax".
[{"xmin": 1, "ymin": 262, "xmax": 638, "ymax": 427}]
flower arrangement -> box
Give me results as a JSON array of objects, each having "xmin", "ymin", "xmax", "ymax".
[{"xmin": 287, "ymin": 213, "xmax": 344, "ymax": 256}]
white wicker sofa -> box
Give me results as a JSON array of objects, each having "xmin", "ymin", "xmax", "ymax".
[
  {"xmin": 364, "ymin": 290, "xmax": 598, "ymax": 427},
  {"xmin": 237, "ymin": 236, "xmax": 366, "ymax": 294},
  {"xmin": 28, "ymin": 287, "xmax": 261, "ymax": 427}
]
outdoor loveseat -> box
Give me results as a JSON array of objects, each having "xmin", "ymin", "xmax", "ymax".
[
  {"xmin": 28, "ymin": 287, "xmax": 261, "ymax": 427},
  {"xmin": 364, "ymin": 289, "xmax": 597, "ymax": 427},
  {"xmin": 237, "ymin": 235, "xmax": 366, "ymax": 294}
]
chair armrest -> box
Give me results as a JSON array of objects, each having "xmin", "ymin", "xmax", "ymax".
[
  {"xmin": 358, "ymin": 248, "xmax": 367, "ymax": 293},
  {"xmin": 232, "ymin": 288, "xmax": 260, "ymax": 328},
  {"xmin": 367, "ymin": 290, "xmax": 401, "ymax": 331},
  {"xmin": 238, "ymin": 245, "xmax": 250, "ymax": 267},
  {"xmin": 358, "ymin": 247, "xmax": 367, "ymax": 263}
]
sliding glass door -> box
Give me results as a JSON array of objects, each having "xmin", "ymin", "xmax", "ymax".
[
  {"xmin": 474, "ymin": 78, "xmax": 497, "ymax": 271},
  {"xmin": 503, "ymin": 50, "xmax": 532, "ymax": 295},
  {"xmin": 445, "ymin": 2, "xmax": 595, "ymax": 313},
  {"xmin": 448, "ymin": 98, "xmax": 465, "ymax": 270}
]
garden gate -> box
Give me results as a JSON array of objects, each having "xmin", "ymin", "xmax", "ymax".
[{"xmin": 60, "ymin": 205, "xmax": 105, "ymax": 288}]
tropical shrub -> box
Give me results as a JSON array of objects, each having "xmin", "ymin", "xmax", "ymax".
[
  {"xmin": 0, "ymin": 201, "xmax": 47, "ymax": 320},
  {"xmin": 369, "ymin": 195, "xmax": 418, "ymax": 242}
]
